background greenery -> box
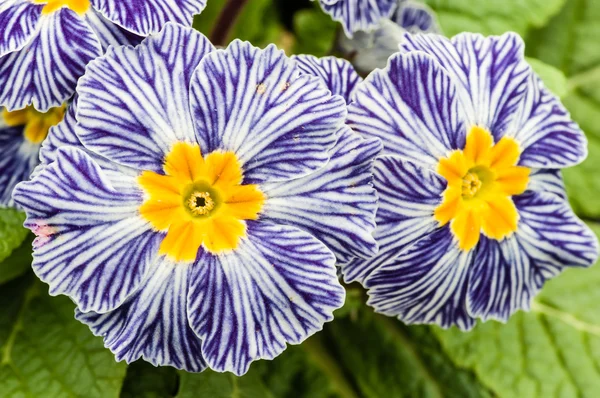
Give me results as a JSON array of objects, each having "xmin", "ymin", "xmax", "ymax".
[{"xmin": 1, "ymin": 0, "xmax": 600, "ymax": 396}]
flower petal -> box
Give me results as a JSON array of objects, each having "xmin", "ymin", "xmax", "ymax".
[
  {"xmin": 0, "ymin": 9, "xmax": 102, "ymax": 112},
  {"xmin": 84, "ymin": 8, "xmax": 142, "ymax": 51},
  {"xmin": 365, "ymin": 226, "xmax": 475, "ymax": 330},
  {"xmin": 510, "ymin": 74, "xmax": 587, "ymax": 168},
  {"xmin": 39, "ymin": 99, "xmax": 81, "ymax": 164},
  {"xmin": 340, "ymin": 156, "xmax": 444, "ymax": 283},
  {"xmin": 292, "ymin": 54, "xmax": 362, "ymax": 104},
  {"xmin": 392, "ymin": 1, "xmax": 440, "ymax": 34},
  {"xmin": 75, "ymin": 259, "xmax": 207, "ymax": 372},
  {"xmin": 0, "ymin": 0, "xmax": 42, "ymax": 57},
  {"xmin": 347, "ymin": 51, "xmax": 466, "ymax": 166},
  {"xmin": 13, "ymin": 147, "xmax": 161, "ymax": 313},
  {"xmin": 260, "ymin": 126, "xmax": 382, "ymax": 263},
  {"xmin": 190, "ymin": 41, "xmax": 346, "ymax": 184},
  {"xmin": 400, "ymin": 32, "xmax": 530, "ymax": 138},
  {"xmin": 187, "ymin": 221, "xmax": 344, "ymax": 375},
  {"xmin": 527, "ymin": 168, "xmax": 567, "ymax": 200},
  {"xmin": 91, "ymin": 0, "xmax": 207, "ymax": 36},
  {"xmin": 318, "ymin": 0, "xmax": 397, "ymax": 37},
  {"xmin": 76, "ymin": 23, "xmax": 214, "ymax": 172}
]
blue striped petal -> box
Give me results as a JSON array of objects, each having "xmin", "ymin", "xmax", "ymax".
[
  {"xmin": 91, "ymin": 0, "xmax": 207, "ymax": 36},
  {"xmin": 12, "ymin": 147, "xmax": 162, "ymax": 313},
  {"xmin": 392, "ymin": 1, "xmax": 440, "ymax": 34},
  {"xmin": 261, "ymin": 126, "xmax": 382, "ymax": 263},
  {"xmin": 77, "ymin": 23, "xmax": 214, "ymax": 172},
  {"xmin": 0, "ymin": 9, "xmax": 102, "ymax": 112},
  {"xmin": 365, "ymin": 226, "xmax": 475, "ymax": 330},
  {"xmin": 292, "ymin": 54, "xmax": 362, "ymax": 104},
  {"xmin": 187, "ymin": 221, "xmax": 344, "ymax": 376},
  {"xmin": 318, "ymin": 0, "xmax": 397, "ymax": 37},
  {"xmin": 84, "ymin": 8, "xmax": 142, "ymax": 51},
  {"xmin": 0, "ymin": 115, "xmax": 39, "ymax": 207},
  {"xmin": 190, "ymin": 40, "xmax": 346, "ymax": 184},
  {"xmin": 0, "ymin": 0, "xmax": 42, "ymax": 57},
  {"xmin": 527, "ymin": 168, "xmax": 567, "ymax": 200},
  {"xmin": 341, "ymin": 155, "xmax": 444, "ymax": 282},
  {"xmin": 401, "ymin": 32, "xmax": 530, "ymax": 140},
  {"xmin": 39, "ymin": 100, "xmax": 81, "ymax": 164},
  {"xmin": 347, "ymin": 51, "xmax": 466, "ymax": 166},
  {"xmin": 76, "ymin": 259, "xmax": 207, "ymax": 372},
  {"xmin": 510, "ymin": 75, "xmax": 587, "ymax": 168},
  {"xmin": 467, "ymin": 192, "xmax": 599, "ymax": 322}
]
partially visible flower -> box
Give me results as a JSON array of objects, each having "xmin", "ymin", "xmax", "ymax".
[
  {"xmin": 14, "ymin": 23, "xmax": 381, "ymax": 374},
  {"xmin": 0, "ymin": 104, "xmax": 65, "ymax": 207},
  {"xmin": 343, "ymin": 32, "xmax": 599, "ymax": 330},
  {"xmin": 337, "ymin": 0, "xmax": 440, "ymax": 72},
  {"xmin": 316, "ymin": 0, "xmax": 397, "ymax": 37},
  {"xmin": 0, "ymin": 0, "xmax": 206, "ymax": 111}
]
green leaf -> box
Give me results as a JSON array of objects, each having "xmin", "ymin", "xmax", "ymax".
[
  {"xmin": 433, "ymin": 223, "xmax": 600, "ymax": 398},
  {"xmin": 293, "ymin": 5, "xmax": 338, "ymax": 57},
  {"xmin": 120, "ymin": 361, "xmax": 179, "ymax": 398},
  {"xmin": 423, "ymin": 0, "xmax": 567, "ymax": 37},
  {"xmin": 0, "ymin": 235, "xmax": 33, "ymax": 285},
  {"xmin": 525, "ymin": 57, "xmax": 568, "ymax": 98},
  {"xmin": 0, "ymin": 274, "xmax": 127, "ymax": 398},
  {"xmin": 0, "ymin": 208, "xmax": 28, "ymax": 264}
]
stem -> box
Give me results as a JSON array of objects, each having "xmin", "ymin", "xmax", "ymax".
[{"xmin": 210, "ymin": 0, "xmax": 250, "ymax": 46}]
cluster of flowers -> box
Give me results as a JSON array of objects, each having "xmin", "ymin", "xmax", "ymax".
[{"xmin": 0, "ymin": 0, "xmax": 597, "ymax": 376}]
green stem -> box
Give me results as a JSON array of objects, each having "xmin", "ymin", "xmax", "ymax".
[{"xmin": 210, "ymin": 0, "xmax": 250, "ymax": 46}]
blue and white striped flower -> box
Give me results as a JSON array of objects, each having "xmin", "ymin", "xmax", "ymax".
[
  {"xmin": 317, "ymin": 0, "xmax": 397, "ymax": 37},
  {"xmin": 13, "ymin": 23, "xmax": 381, "ymax": 374},
  {"xmin": 343, "ymin": 32, "xmax": 599, "ymax": 330},
  {"xmin": 0, "ymin": 0, "xmax": 206, "ymax": 112}
]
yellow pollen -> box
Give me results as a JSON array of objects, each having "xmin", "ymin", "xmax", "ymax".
[
  {"xmin": 434, "ymin": 126, "xmax": 531, "ymax": 251},
  {"xmin": 2, "ymin": 105, "xmax": 65, "ymax": 144},
  {"xmin": 138, "ymin": 142, "xmax": 265, "ymax": 262},
  {"xmin": 33, "ymin": 0, "xmax": 90, "ymax": 15}
]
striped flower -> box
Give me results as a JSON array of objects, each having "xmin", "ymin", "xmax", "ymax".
[
  {"xmin": 317, "ymin": 0, "xmax": 397, "ymax": 37},
  {"xmin": 0, "ymin": 0, "xmax": 206, "ymax": 111},
  {"xmin": 343, "ymin": 32, "xmax": 599, "ymax": 330},
  {"xmin": 13, "ymin": 23, "xmax": 381, "ymax": 374}
]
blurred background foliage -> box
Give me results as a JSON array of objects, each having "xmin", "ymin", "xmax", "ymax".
[{"xmin": 2, "ymin": 0, "xmax": 600, "ymax": 397}]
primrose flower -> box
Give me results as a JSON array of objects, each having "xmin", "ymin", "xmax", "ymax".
[
  {"xmin": 14, "ymin": 23, "xmax": 381, "ymax": 374},
  {"xmin": 344, "ymin": 32, "xmax": 599, "ymax": 330},
  {"xmin": 317, "ymin": 0, "xmax": 397, "ymax": 37},
  {"xmin": 0, "ymin": 105, "xmax": 65, "ymax": 207},
  {"xmin": 0, "ymin": 0, "xmax": 206, "ymax": 111}
]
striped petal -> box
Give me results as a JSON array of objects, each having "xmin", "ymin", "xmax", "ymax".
[
  {"xmin": 401, "ymin": 32, "xmax": 530, "ymax": 139},
  {"xmin": 467, "ymin": 192, "xmax": 598, "ymax": 321},
  {"xmin": 76, "ymin": 259, "xmax": 207, "ymax": 372},
  {"xmin": 190, "ymin": 40, "xmax": 346, "ymax": 184},
  {"xmin": 510, "ymin": 74, "xmax": 587, "ymax": 168},
  {"xmin": 347, "ymin": 51, "xmax": 466, "ymax": 166},
  {"xmin": 12, "ymin": 147, "xmax": 161, "ymax": 313},
  {"xmin": 392, "ymin": 1, "xmax": 440, "ymax": 34},
  {"xmin": 292, "ymin": 54, "xmax": 362, "ymax": 104},
  {"xmin": 527, "ymin": 168, "xmax": 567, "ymax": 200},
  {"xmin": 365, "ymin": 226, "xmax": 475, "ymax": 330},
  {"xmin": 39, "ymin": 99, "xmax": 81, "ymax": 164},
  {"xmin": 84, "ymin": 8, "xmax": 142, "ymax": 51},
  {"xmin": 0, "ymin": 0, "xmax": 42, "ymax": 57},
  {"xmin": 341, "ymin": 155, "xmax": 444, "ymax": 282},
  {"xmin": 261, "ymin": 126, "xmax": 382, "ymax": 263},
  {"xmin": 91, "ymin": 0, "xmax": 206, "ymax": 36},
  {"xmin": 76, "ymin": 23, "xmax": 214, "ymax": 172},
  {"xmin": 187, "ymin": 221, "xmax": 344, "ymax": 376},
  {"xmin": 0, "ymin": 116, "xmax": 39, "ymax": 207},
  {"xmin": 0, "ymin": 9, "xmax": 102, "ymax": 112},
  {"xmin": 318, "ymin": 0, "xmax": 397, "ymax": 37}
]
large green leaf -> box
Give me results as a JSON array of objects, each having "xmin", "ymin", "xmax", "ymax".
[
  {"xmin": 0, "ymin": 235, "xmax": 33, "ymax": 285},
  {"xmin": 120, "ymin": 361, "xmax": 179, "ymax": 398},
  {"xmin": 0, "ymin": 208, "xmax": 28, "ymax": 264},
  {"xmin": 424, "ymin": 0, "xmax": 566, "ymax": 37},
  {"xmin": 433, "ymin": 223, "xmax": 600, "ymax": 398},
  {"xmin": 0, "ymin": 274, "xmax": 127, "ymax": 398}
]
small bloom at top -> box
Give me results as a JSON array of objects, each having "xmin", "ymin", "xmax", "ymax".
[
  {"xmin": 316, "ymin": 0, "xmax": 397, "ymax": 37},
  {"xmin": 344, "ymin": 31, "xmax": 599, "ymax": 330},
  {"xmin": 0, "ymin": 0, "xmax": 206, "ymax": 111},
  {"xmin": 14, "ymin": 23, "xmax": 381, "ymax": 374}
]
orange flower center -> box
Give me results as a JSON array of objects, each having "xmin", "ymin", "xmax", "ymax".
[
  {"xmin": 434, "ymin": 126, "xmax": 530, "ymax": 251},
  {"xmin": 2, "ymin": 105, "xmax": 65, "ymax": 144},
  {"xmin": 138, "ymin": 142, "xmax": 265, "ymax": 262}
]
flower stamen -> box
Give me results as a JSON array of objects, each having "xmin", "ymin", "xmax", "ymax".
[
  {"xmin": 187, "ymin": 191, "xmax": 215, "ymax": 216},
  {"xmin": 461, "ymin": 172, "xmax": 482, "ymax": 199}
]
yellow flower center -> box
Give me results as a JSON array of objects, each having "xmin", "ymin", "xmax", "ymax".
[
  {"xmin": 138, "ymin": 142, "xmax": 265, "ymax": 262},
  {"xmin": 434, "ymin": 126, "xmax": 530, "ymax": 251},
  {"xmin": 2, "ymin": 105, "xmax": 65, "ymax": 144},
  {"xmin": 32, "ymin": 0, "xmax": 90, "ymax": 15}
]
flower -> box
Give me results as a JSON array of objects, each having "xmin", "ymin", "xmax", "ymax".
[
  {"xmin": 14, "ymin": 23, "xmax": 381, "ymax": 374},
  {"xmin": 0, "ymin": 104, "xmax": 65, "ymax": 207},
  {"xmin": 316, "ymin": 0, "xmax": 397, "ymax": 37},
  {"xmin": 0, "ymin": 0, "xmax": 206, "ymax": 111},
  {"xmin": 343, "ymin": 32, "xmax": 599, "ymax": 330}
]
